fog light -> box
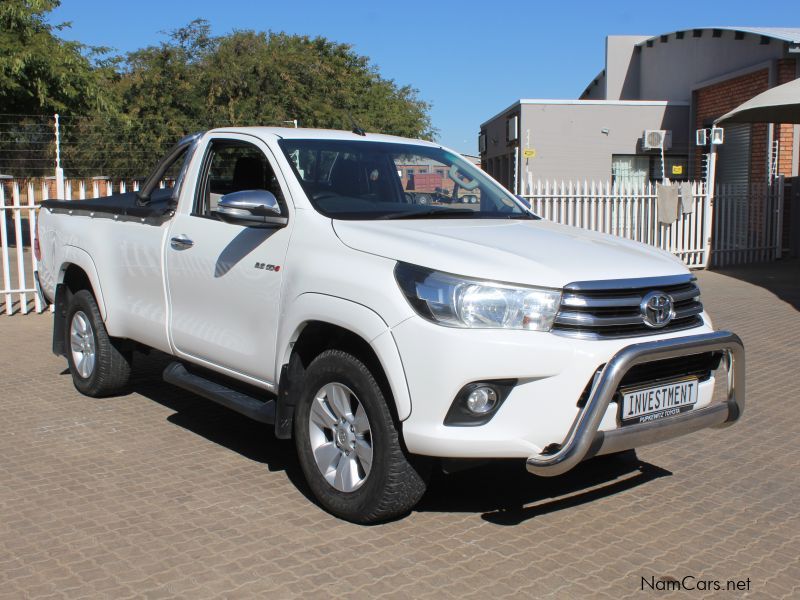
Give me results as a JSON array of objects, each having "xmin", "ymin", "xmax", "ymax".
[{"xmin": 466, "ymin": 385, "xmax": 498, "ymax": 414}]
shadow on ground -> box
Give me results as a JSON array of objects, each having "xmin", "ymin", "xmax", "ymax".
[
  {"xmin": 121, "ymin": 350, "xmax": 671, "ymax": 524},
  {"xmin": 420, "ymin": 454, "xmax": 670, "ymax": 526},
  {"xmin": 710, "ymin": 258, "xmax": 799, "ymax": 310},
  {"xmin": 123, "ymin": 350, "xmax": 315, "ymax": 502}
]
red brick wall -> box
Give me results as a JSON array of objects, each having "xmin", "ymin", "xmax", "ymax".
[
  {"xmin": 776, "ymin": 59, "xmax": 797, "ymax": 178},
  {"xmin": 694, "ymin": 68, "xmax": 769, "ymax": 183},
  {"xmin": 694, "ymin": 60, "xmax": 798, "ymax": 182}
]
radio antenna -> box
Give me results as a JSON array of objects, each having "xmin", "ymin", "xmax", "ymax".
[{"xmin": 348, "ymin": 111, "xmax": 366, "ymax": 136}]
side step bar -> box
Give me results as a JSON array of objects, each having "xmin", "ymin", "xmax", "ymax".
[{"xmin": 163, "ymin": 362, "xmax": 276, "ymax": 424}]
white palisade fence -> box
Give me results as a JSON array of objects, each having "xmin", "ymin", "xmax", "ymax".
[
  {"xmin": 0, "ymin": 179, "xmax": 143, "ymax": 315},
  {"xmin": 523, "ymin": 180, "xmax": 711, "ymax": 268},
  {"xmin": 0, "ymin": 180, "xmax": 43, "ymax": 315},
  {"xmin": 0, "ymin": 176, "xmax": 786, "ymax": 315},
  {"xmin": 522, "ymin": 178, "xmax": 784, "ymax": 270}
]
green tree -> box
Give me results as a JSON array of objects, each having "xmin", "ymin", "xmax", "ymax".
[
  {"xmin": 61, "ymin": 20, "xmax": 214, "ymax": 177},
  {"xmin": 0, "ymin": 0, "xmax": 108, "ymax": 114},
  {"xmin": 0, "ymin": 0, "xmax": 113, "ymax": 176},
  {"xmin": 4, "ymin": 7, "xmax": 435, "ymax": 179},
  {"xmin": 201, "ymin": 31, "xmax": 434, "ymax": 139}
]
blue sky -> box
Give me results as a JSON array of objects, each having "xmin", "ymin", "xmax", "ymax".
[{"xmin": 50, "ymin": 0, "xmax": 796, "ymax": 153}]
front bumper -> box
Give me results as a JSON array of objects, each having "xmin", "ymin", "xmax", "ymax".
[{"xmin": 525, "ymin": 330, "xmax": 744, "ymax": 476}]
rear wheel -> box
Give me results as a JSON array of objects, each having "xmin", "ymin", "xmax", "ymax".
[
  {"xmin": 66, "ymin": 289, "xmax": 132, "ymax": 397},
  {"xmin": 294, "ymin": 349, "xmax": 428, "ymax": 523}
]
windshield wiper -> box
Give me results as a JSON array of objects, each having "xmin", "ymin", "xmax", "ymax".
[{"xmin": 376, "ymin": 209, "xmax": 479, "ymax": 220}]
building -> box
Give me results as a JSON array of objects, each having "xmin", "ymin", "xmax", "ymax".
[{"xmin": 480, "ymin": 27, "xmax": 800, "ymax": 193}]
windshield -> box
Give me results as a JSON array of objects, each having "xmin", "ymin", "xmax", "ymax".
[{"xmin": 278, "ymin": 139, "xmax": 534, "ymax": 220}]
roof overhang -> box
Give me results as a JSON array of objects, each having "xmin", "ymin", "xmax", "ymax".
[{"xmin": 636, "ymin": 27, "xmax": 800, "ymax": 47}]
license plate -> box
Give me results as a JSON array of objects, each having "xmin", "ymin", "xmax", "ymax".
[{"xmin": 620, "ymin": 378, "xmax": 698, "ymax": 425}]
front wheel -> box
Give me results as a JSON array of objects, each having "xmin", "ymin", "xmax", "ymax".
[{"xmin": 294, "ymin": 350, "xmax": 428, "ymax": 523}]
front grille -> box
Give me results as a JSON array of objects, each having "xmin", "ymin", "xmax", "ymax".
[
  {"xmin": 552, "ymin": 275, "xmax": 704, "ymax": 339},
  {"xmin": 576, "ymin": 351, "xmax": 723, "ymax": 407},
  {"xmin": 619, "ymin": 351, "xmax": 723, "ymax": 388}
]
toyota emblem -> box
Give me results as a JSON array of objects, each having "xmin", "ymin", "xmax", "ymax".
[{"xmin": 640, "ymin": 291, "xmax": 674, "ymax": 328}]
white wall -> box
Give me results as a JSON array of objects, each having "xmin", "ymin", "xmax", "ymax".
[
  {"xmin": 638, "ymin": 31, "xmax": 788, "ymax": 101},
  {"xmin": 605, "ymin": 35, "xmax": 649, "ymax": 100},
  {"xmin": 518, "ymin": 102, "xmax": 690, "ymax": 182}
]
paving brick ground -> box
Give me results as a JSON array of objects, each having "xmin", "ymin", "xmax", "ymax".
[{"xmin": 1, "ymin": 261, "xmax": 798, "ymax": 599}]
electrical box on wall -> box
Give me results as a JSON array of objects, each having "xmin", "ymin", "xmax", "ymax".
[
  {"xmin": 507, "ymin": 116, "xmax": 518, "ymax": 142},
  {"xmin": 696, "ymin": 129, "xmax": 708, "ymax": 146}
]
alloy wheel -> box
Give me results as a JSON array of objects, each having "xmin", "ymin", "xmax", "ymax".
[
  {"xmin": 70, "ymin": 310, "xmax": 96, "ymax": 379},
  {"xmin": 308, "ymin": 382, "xmax": 374, "ymax": 492}
]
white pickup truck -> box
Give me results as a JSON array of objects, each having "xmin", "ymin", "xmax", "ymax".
[{"xmin": 36, "ymin": 127, "xmax": 745, "ymax": 523}]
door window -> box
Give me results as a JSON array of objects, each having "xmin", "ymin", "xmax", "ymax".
[{"xmin": 195, "ymin": 140, "xmax": 286, "ymax": 217}]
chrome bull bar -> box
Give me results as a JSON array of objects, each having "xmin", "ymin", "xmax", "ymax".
[{"xmin": 526, "ymin": 331, "xmax": 745, "ymax": 476}]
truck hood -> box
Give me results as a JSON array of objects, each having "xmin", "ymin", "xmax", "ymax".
[{"xmin": 332, "ymin": 218, "xmax": 688, "ymax": 288}]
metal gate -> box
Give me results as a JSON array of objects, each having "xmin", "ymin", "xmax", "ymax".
[{"xmin": 711, "ymin": 177, "xmax": 785, "ymax": 267}]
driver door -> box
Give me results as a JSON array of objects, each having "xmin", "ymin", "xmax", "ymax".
[{"xmin": 165, "ymin": 134, "xmax": 292, "ymax": 386}]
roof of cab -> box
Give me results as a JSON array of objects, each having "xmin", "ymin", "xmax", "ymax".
[{"xmin": 205, "ymin": 126, "xmax": 439, "ymax": 146}]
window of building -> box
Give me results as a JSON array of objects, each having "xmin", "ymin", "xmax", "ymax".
[
  {"xmin": 612, "ymin": 154, "xmax": 689, "ymax": 186},
  {"xmin": 612, "ymin": 155, "xmax": 650, "ymax": 187}
]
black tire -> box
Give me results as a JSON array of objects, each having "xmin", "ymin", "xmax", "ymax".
[
  {"xmin": 294, "ymin": 349, "xmax": 428, "ymax": 523},
  {"xmin": 65, "ymin": 289, "xmax": 132, "ymax": 397}
]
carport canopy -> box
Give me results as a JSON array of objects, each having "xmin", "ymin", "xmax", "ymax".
[{"xmin": 715, "ymin": 77, "xmax": 800, "ymax": 124}]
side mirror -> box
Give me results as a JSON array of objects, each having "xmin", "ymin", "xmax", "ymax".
[{"xmin": 214, "ymin": 190, "xmax": 287, "ymax": 227}]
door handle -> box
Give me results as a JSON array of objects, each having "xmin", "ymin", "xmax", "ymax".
[{"xmin": 170, "ymin": 235, "xmax": 194, "ymax": 250}]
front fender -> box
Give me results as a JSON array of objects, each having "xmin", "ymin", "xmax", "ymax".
[{"xmin": 277, "ymin": 293, "xmax": 413, "ymax": 420}]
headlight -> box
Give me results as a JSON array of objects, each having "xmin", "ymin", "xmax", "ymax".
[{"xmin": 395, "ymin": 263, "xmax": 561, "ymax": 331}]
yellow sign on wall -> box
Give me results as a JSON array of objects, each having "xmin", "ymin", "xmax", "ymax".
[
  {"xmin": 523, "ymin": 148, "xmax": 536, "ymax": 159},
  {"xmin": 672, "ymin": 164, "xmax": 684, "ymax": 175}
]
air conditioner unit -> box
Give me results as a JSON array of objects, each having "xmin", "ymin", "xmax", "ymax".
[{"xmin": 642, "ymin": 129, "xmax": 672, "ymax": 150}]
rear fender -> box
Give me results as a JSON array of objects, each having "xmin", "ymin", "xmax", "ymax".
[
  {"xmin": 58, "ymin": 246, "xmax": 108, "ymax": 320},
  {"xmin": 52, "ymin": 247, "xmax": 107, "ymax": 357}
]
